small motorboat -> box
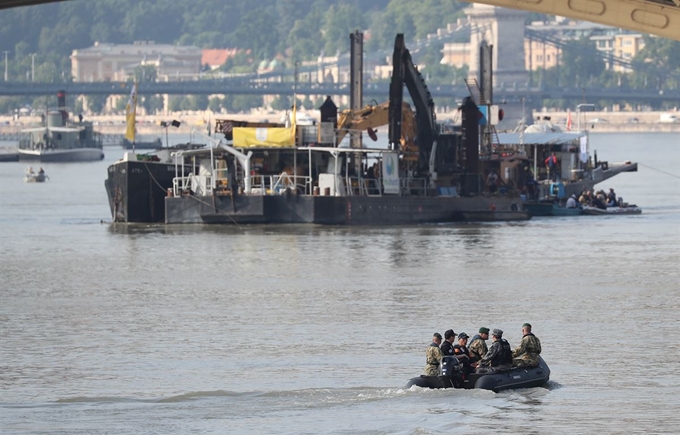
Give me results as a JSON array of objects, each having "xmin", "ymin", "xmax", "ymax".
[
  {"xmin": 405, "ymin": 356, "xmax": 551, "ymax": 392},
  {"xmin": 583, "ymin": 205, "xmax": 642, "ymax": 215},
  {"xmin": 24, "ymin": 167, "xmax": 47, "ymax": 183}
]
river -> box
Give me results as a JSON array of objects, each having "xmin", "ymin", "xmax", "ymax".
[{"xmin": 1, "ymin": 132, "xmax": 679, "ymax": 434}]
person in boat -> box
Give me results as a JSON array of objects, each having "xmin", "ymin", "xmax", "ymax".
[
  {"xmin": 468, "ymin": 327, "xmax": 490, "ymax": 364},
  {"xmin": 476, "ymin": 329, "xmax": 513, "ymax": 373},
  {"xmin": 566, "ymin": 194, "xmax": 578, "ymax": 208},
  {"xmin": 487, "ymin": 169, "xmax": 499, "ymax": 193},
  {"xmin": 425, "ymin": 332, "xmax": 444, "ymax": 376},
  {"xmin": 607, "ymin": 188, "xmax": 617, "ymax": 207},
  {"xmin": 512, "ymin": 323, "xmax": 542, "ymax": 368},
  {"xmin": 545, "ymin": 152, "xmax": 559, "ymax": 181},
  {"xmin": 591, "ymin": 193, "xmax": 607, "ymax": 210},
  {"xmin": 39, "ymin": 167, "xmax": 44, "ymax": 175},
  {"xmin": 440, "ymin": 329, "xmax": 456, "ymax": 356},
  {"xmin": 523, "ymin": 166, "xmax": 539, "ymax": 200},
  {"xmin": 453, "ymin": 332, "xmax": 473, "ymax": 374},
  {"xmin": 579, "ymin": 190, "xmax": 589, "ymax": 205}
]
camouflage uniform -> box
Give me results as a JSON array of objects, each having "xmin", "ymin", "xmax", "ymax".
[
  {"xmin": 512, "ymin": 333, "xmax": 542, "ymax": 368},
  {"xmin": 468, "ymin": 335, "xmax": 488, "ymax": 362},
  {"xmin": 425, "ymin": 343, "xmax": 443, "ymax": 376}
]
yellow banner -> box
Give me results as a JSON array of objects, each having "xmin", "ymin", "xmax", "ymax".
[
  {"xmin": 233, "ymin": 127, "xmax": 295, "ymax": 148},
  {"xmin": 124, "ymin": 82, "xmax": 137, "ymax": 142}
]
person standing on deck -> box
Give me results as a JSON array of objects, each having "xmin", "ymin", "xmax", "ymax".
[
  {"xmin": 545, "ymin": 152, "xmax": 559, "ymax": 181},
  {"xmin": 425, "ymin": 333, "xmax": 444, "ymax": 376}
]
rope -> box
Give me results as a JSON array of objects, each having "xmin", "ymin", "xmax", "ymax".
[
  {"xmin": 142, "ymin": 162, "xmax": 243, "ymax": 228},
  {"xmin": 144, "ymin": 163, "xmax": 170, "ymax": 192},
  {"xmin": 638, "ymin": 163, "xmax": 680, "ymax": 180}
]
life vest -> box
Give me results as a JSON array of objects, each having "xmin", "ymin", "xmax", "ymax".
[
  {"xmin": 453, "ymin": 344, "xmax": 469, "ymax": 356},
  {"xmin": 491, "ymin": 339, "xmax": 513, "ymax": 366}
]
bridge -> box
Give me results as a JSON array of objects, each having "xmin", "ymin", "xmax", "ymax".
[
  {"xmin": 0, "ymin": 80, "xmax": 678, "ymax": 103},
  {"xmin": 4, "ymin": 0, "xmax": 679, "ymax": 40},
  {"xmin": 463, "ymin": 0, "xmax": 680, "ymax": 41}
]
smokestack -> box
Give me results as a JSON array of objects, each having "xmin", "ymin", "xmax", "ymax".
[{"xmin": 57, "ymin": 90, "xmax": 69, "ymax": 122}]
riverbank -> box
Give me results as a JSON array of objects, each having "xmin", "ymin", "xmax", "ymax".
[{"xmin": 1, "ymin": 109, "xmax": 679, "ymax": 135}]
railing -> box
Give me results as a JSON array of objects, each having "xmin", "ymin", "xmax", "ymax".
[
  {"xmin": 172, "ymin": 173, "xmax": 213, "ymax": 197},
  {"xmin": 402, "ymin": 177, "xmax": 429, "ymax": 197},
  {"xmin": 248, "ymin": 174, "xmax": 313, "ymax": 195}
]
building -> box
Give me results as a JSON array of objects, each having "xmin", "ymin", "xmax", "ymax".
[
  {"xmin": 201, "ymin": 49, "xmax": 240, "ymax": 70},
  {"xmin": 613, "ymin": 33, "xmax": 645, "ymax": 72},
  {"xmin": 71, "ymin": 41, "xmax": 202, "ymax": 82},
  {"xmin": 440, "ymin": 14, "xmax": 647, "ymax": 76}
]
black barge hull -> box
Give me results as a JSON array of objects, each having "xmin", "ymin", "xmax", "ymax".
[
  {"xmin": 165, "ymin": 193, "xmax": 530, "ymax": 225},
  {"xmin": 105, "ymin": 160, "xmax": 177, "ymax": 223}
]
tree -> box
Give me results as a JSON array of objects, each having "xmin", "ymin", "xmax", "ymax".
[
  {"xmin": 230, "ymin": 95, "xmax": 262, "ymax": 112},
  {"xmin": 321, "ymin": 4, "xmax": 367, "ymax": 56},
  {"xmin": 631, "ymin": 36, "xmax": 680, "ymax": 90},
  {"xmin": 86, "ymin": 95, "xmax": 107, "ymax": 114},
  {"xmin": 270, "ymin": 95, "xmax": 291, "ymax": 111},
  {"xmin": 558, "ymin": 38, "xmax": 605, "ymax": 88},
  {"xmin": 134, "ymin": 65, "xmax": 158, "ymax": 83},
  {"xmin": 140, "ymin": 95, "xmax": 163, "ymax": 115},
  {"xmin": 208, "ymin": 96, "xmax": 224, "ymax": 112}
]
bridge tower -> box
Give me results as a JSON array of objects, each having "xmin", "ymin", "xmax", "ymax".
[{"xmin": 467, "ymin": 4, "xmax": 528, "ymax": 89}]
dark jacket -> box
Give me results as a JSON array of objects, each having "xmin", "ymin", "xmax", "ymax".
[
  {"xmin": 479, "ymin": 338, "xmax": 513, "ymax": 367},
  {"xmin": 440, "ymin": 341, "xmax": 455, "ymax": 356}
]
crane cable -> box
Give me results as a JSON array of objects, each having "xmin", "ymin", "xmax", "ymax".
[{"xmin": 638, "ymin": 163, "xmax": 680, "ymax": 180}]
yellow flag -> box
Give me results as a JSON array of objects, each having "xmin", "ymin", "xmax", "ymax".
[
  {"xmin": 124, "ymin": 82, "xmax": 138, "ymax": 142},
  {"xmin": 233, "ymin": 127, "xmax": 296, "ymax": 148}
]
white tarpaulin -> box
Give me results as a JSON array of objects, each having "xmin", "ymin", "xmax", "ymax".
[
  {"xmin": 382, "ymin": 152, "xmax": 399, "ymax": 194},
  {"xmin": 579, "ymin": 136, "xmax": 588, "ymax": 163}
]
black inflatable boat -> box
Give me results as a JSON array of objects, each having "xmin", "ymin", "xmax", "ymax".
[{"xmin": 405, "ymin": 356, "xmax": 550, "ymax": 392}]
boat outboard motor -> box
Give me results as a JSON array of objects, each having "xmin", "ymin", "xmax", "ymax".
[
  {"xmin": 404, "ymin": 356, "xmax": 464, "ymax": 389},
  {"xmin": 441, "ymin": 355, "xmax": 462, "ymax": 376}
]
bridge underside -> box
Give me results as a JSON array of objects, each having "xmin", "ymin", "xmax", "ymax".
[
  {"xmin": 464, "ymin": 0, "xmax": 680, "ymax": 41},
  {"xmin": 0, "ymin": 0, "xmax": 69, "ymax": 9}
]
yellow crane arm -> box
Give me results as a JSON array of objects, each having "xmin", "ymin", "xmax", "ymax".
[{"xmin": 335, "ymin": 101, "xmax": 418, "ymax": 158}]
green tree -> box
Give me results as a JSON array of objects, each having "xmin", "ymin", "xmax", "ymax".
[
  {"xmin": 168, "ymin": 96, "xmax": 184, "ymax": 112},
  {"xmin": 140, "ymin": 95, "xmax": 163, "ymax": 115},
  {"xmin": 231, "ymin": 9, "xmax": 279, "ymax": 59},
  {"xmin": 321, "ymin": 4, "xmax": 367, "ymax": 56},
  {"xmin": 558, "ymin": 38, "xmax": 605, "ymax": 88},
  {"xmin": 208, "ymin": 96, "xmax": 223, "ymax": 112},
  {"xmin": 270, "ymin": 95, "xmax": 291, "ymax": 111},
  {"xmin": 86, "ymin": 95, "xmax": 107, "ymax": 114},
  {"xmin": 230, "ymin": 95, "xmax": 262, "ymax": 112},
  {"xmin": 133, "ymin": 65, "xmax": 158, "ymax": 83}
]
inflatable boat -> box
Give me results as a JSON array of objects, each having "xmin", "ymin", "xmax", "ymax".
[
  {"xmin": 405, "ymin": 356, "xmax": 550, "ymax": 392},
  {"xmin": 583, "ymin": 205, "xmax": 642, "ymax": 215}
]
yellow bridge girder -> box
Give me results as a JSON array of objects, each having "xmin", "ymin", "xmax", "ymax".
[{"xmin": 462, "ymin": 0, "xmax": 680, "ymax": 41}]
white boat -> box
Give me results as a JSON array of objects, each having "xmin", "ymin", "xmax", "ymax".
[
  {"xmin": 583, "ymin": 205, "xmax": 642, "ymax": 215},
  {"xmin": 24, "ymin": 167, "xmax": 47, "ymax": 183},
  {"xmin": 17, "ymin": 93, "xmax": 104, "ymax": 163}
]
